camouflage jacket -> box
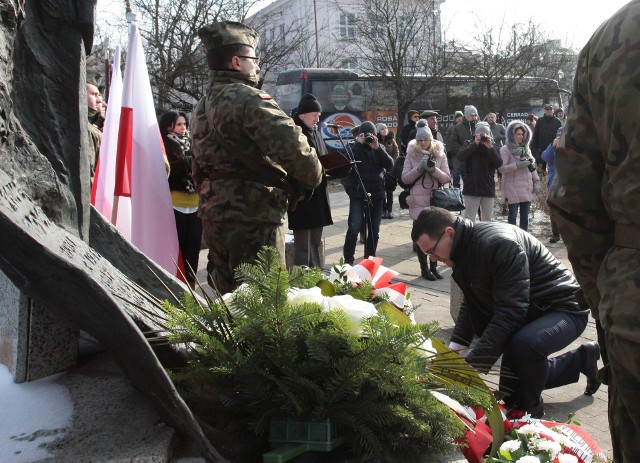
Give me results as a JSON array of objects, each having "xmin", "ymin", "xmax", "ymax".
[
  {"xmin": 190, "ymin": 70, "xmax": 322, "ymax": 224},
  {"xmin": 87, "ymin": 108, "xmax": 102, "ymax": 184},
  {"xmin": 548, "ymin": 1, "xmax": 640, "ymax": 323}
]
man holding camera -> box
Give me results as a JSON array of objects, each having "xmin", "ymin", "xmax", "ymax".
[
  {"xmin": 342, "ymin": 121, "xmax": 394, "ymax": 265},
  {"xmin": 456, "ymin": 122, "xmax": 503, "ymax": 222}
]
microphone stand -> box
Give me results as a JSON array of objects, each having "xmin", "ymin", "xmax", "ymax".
[{"xmin": 331, "ymin": 127, "xmax": 375, "ymax": 260}]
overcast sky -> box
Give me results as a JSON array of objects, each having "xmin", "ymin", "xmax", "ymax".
[
  {"xmin": 96, "ymin": 0, "xmax": 632, "ymax": 52},
  {"xmin": 440, "ymin": 0, "xmax": 631, "ymax": 50}
]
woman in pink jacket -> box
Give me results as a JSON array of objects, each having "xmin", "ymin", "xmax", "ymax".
[
  {"xmin": 499, "ymin": 121, "xmax": 541, "ymax": 231},
  {"xmin": 401, "ymin": 126, "xmax": 451, "ymax": 280}
]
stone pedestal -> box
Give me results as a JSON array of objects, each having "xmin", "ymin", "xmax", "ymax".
[{"xmin": 0, "ymin": 271, "xmax": 77, "ymax": 383}]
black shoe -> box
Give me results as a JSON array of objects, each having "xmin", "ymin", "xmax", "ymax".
[
  {"xmin": 421, "ymin": 268, "xmax": 437, "ymax": 281},
  {"xmin": 506, "ymin": 398, "xmax": 544, "ymax": 420},
  {"xmin": 549, "ymin": 235, "xmax": 560, "ymax": 243},
  {"xmin": 580, "ymin": 342, "xmax": 602, "ymax": 396},
  {"xmin": 387, "ymin": 212, "xmax": 394, "ymax": 219},
  {"xmin": 359, "ymin": 236, "xmax": 365, "ymax": 244},
  {"xmin": 430, "ymin": 262, "xmax": 443, "ymax": 279}
]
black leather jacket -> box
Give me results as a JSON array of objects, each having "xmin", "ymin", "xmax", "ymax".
[{"xmin": 449, "ymin": 218, "xmax": 588, "ymax": 372}]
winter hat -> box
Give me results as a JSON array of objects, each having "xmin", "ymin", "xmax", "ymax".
[
  {"xmin": 420, "ymin": 110, "xmax": 439, "ymax": 119},
  {"xmin": 415, "ymin": 119, "xmax": 428, "ymax": 128},
  {"xmin": 464, "ymin": 105, "xmax": 478, "ymax": 118},
  {"xmin": 454, "ymin": 110, "xmax": 464, "ymax": 118},
  {"xmin": 415, "ymin": 127, "xmax": 433, "ymax": 141},
  {"xmin": 297, "ymin": 93, "xmax": 322, "ymax": 114},
  {"xmin": 474, "ymin": 122, "xmax": 491, "ymax": 136},
  {"xmin": 359, "ymin": 121, "xmax": 377, "ymax": 135},
  {"xmin": 407, "ymin": 109, "xmax": 420, "ymax": 118},
  {"xmin": 375, "ymin": 123, "xmax": 388, "ymax": 133}
]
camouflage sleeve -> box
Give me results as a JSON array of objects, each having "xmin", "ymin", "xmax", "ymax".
[
  {"xmin": 243, "ymin": 95, "xmax": 322, "ymax": 190},
  {"xmin": 547, "ymin": 20, "xmax": 626, "ymax": 312}
]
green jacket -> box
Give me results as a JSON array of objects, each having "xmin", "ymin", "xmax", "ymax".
[
  {"xmin": 190, "ymin": 70, "xmax": 322, "ymax": 224},
  {"xmin": 548, "ymin": 1, "xmax": 640, "ymax": 335}
]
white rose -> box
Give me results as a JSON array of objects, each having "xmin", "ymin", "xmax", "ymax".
[
  {"xmin": 516, "ymin": 424, "xmax": 540, "ymax": 436},
  {"xmin": 288, "ymin": 287, "xmax": 325, "ymax": 306},
  {"xmin": 516, "ymin": 456, "xmax": 541, "ymax": 463},
  {"xmin": 536, "ymin": 440, "xmax": 561, "ymax": 456},
  {"xmin": 557, "ymin": 455, "xmax": 579, "ymax": 463},
  {"xmin": 324, "ymin": 294, "xmax": 378, "ymax": 335},
  {"xmin": 499, "ymin": 439, "xmax": 521, "ymax": 453}
]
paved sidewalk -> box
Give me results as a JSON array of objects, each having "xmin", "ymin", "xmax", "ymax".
[{"xmin": 196, "ymin": 188, "xmax": 611, "ymax": 461}]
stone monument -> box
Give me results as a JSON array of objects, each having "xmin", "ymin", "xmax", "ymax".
[{"xmin": 0, "ymin": 1, "xmax": 224, "ymax": 461}]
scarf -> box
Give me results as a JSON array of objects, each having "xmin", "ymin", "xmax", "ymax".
[
  {"xmin": 506, "ymin": 141, "xmax": 532, "ymax": 161},
  {"xmin": 166, "ymin": 132, "xmax": 191, "ymax": 153}
]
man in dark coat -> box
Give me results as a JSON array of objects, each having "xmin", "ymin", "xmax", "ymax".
[
  {"xmin": 287, "ymin": 94, "xmax": 333, "ymax": 267},
  {"xmin": 411, "ymin": 207, "xmax": 601, "ymax": 418},
  {"xmin": 531, "ymin": 103, "xmax": 562, "ymax": 172},
  {"xmin": 399, "ymin": 109, "xmax": 420, "ymax": 155},
  {"xmin": 456, "ymin": 122, "xmax": 503, "ymax": 222},
  {"xmin": 342, "ymin": 121, "xmax": 394, "ymax": 265}
]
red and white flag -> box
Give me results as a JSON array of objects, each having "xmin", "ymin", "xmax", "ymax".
[
  {"xmin": 91, "ymin": 46, "xmax": 131, "ymax": 235},
  {"xmin": 92, "ymin": 23, "xmax": 180, "ymax": 277}
]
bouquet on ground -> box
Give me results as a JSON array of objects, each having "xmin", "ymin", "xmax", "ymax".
[{"xmin": 153, "ymin": 247, "xmax": 497, "ymax": 463}]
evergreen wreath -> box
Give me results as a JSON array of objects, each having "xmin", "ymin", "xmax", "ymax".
[{"xmin": 158, "ymin": 247, "xmax": 496, "ymax": 462}]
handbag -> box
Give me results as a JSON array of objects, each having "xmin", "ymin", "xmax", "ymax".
[
  {"xmin": 398, "ymin": 172, "xmax": 426, "ymax": 210},
  {"xmin": 399, "ymin": 189, "xmax": 410, "ymax": 209},
  {"xmin": 431, "ymin": 185, "xmax": 465, "ymax": 211}
]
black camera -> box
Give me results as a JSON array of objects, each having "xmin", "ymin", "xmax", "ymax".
[
  {"xmin": 426, "ymin": 159, "xmax": 436, "ymax": 168},
  {"xmin": 527, "ymin": 163, "xmax": 536, "ymax": 173},
  {"xmin": 480, "ymin": 135, "xmax": 489, "ymax": 142},
  {"xmin": 364, "ymin": 134, "xmax": 375, "ymax": 144}
]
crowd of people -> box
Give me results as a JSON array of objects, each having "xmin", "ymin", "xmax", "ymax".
[{"xmin": 86, "ymin": 10, "xmax": 639, "ymax": 460}]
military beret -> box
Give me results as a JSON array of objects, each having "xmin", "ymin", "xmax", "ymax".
[{"xmin": 198, "ymin": 21, "xmax": 258, "ymax": 52}]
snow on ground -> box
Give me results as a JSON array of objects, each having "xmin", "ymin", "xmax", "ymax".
[{"xmin": 0, "ymin": 364, "xmax": 73, "ymax": 463}]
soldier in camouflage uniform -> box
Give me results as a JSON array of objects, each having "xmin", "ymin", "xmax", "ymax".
[
  {"xmin": 190, "ymin": 21, "xmax": 322, "ymax": 294},
  {"xmin": 548, "ymin": 3, "xmax": 640, "ymax": 461}
]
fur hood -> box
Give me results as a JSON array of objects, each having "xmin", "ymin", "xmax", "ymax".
[
  {"xmin": 505, "ymin": 120, "xmax": 532, "ymax": 146},
  {"xmin": 407, "ymin": 139, "xmax": 446, "ymax": 158}
]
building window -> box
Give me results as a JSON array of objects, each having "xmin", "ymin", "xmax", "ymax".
[
  {"xmin": 340, "ymin": 14, "xmax": 355, "ymax": 38},
  {"xmin": 399, "ymin": 16, "xmax": 415, "ymax": 39},
  {"xmin": 341, "ymin": 58, "xmax": 358, "ymax": 70},
  {"xmin": 370, "ymin": 17, "xmax": 384, "ymax": 39}
]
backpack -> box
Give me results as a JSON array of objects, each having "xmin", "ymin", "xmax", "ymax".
[{"xmin": 391, "ymin": 155, "xmax": 410, "ymax": 189}]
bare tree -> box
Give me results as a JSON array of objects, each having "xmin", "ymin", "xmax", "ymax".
[
  {"xmin": 337, "ymin": 0, "xmax": 459, "ymax": 123},
  {"xmin": 451, "ymin": 18, "xmax": 574, "ymax": 118}
]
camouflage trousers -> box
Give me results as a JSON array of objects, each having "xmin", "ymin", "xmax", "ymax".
[
  {"xmin": 600, "ymin": 247, "xmax": 640, "ymax": 462},
  {"xmin": 202, "ymin": 220, "xmax": 286, "ymax": 295}
]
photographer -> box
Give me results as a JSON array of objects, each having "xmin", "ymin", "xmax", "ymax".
[
  {"xmin": 342, "ymin": 121, "xmax": 394, "ymax": 265},
  {"xmin": 457, "ymin": 122, "xmax": 503, "ymax": 222},
  {"xmin": 402, "ymin": 126, "xmax": 451, "ymax": 280},
  {"xmin": 498, "ymin": 121, "xmax": 541, "ymax": 231}
]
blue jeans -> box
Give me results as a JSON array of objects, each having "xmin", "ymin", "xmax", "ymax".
[
  {"xmin": 498, "ymin": 309, "xmax": 588, "ymax": 409},
  {"xmin": 384, "ymin": 189, "xmax": 394, "ymax": 213},
  {"xmin": 508, "ymin": 201, "xmax": 531, "ymax": 231},
  {"xmin": 343, "ymin": 197, "xmax": 384, "ymax": 264}
]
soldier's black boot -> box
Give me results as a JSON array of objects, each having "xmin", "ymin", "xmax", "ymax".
[
  {"xmin": 581, "ymin": 342, "xmax": 602, "ymax": 396},
  {"xmin": 430, "ymin": 260, "xmax": 443, "ymax": 279}
]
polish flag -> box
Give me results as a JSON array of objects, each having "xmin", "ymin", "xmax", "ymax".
[
  {"xmin": 92, "ymin": 23, "xmax": 181, "ymax": 277},
  {"xmin": 91, "ymin": 46, "xmax": 131, "ymax": 236}
]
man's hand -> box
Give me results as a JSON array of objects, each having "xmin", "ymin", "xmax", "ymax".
[{"xmin": 367, "ymin": 134, "xmax": 380, "ymax": 149}]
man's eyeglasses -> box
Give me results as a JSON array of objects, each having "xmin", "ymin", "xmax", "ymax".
[
  {"xmin": 425, "ymin": 230, "xmax": 446, "ymax": 256},
  {"xmin": 237, "ymin": 55, "xmax": 260, "ymax": 65}
]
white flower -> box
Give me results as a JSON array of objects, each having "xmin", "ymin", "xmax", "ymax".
[
  {"xmin": 323, "ymin": 294, "xmax": 378, "ymax": 335},
  {"xmin": 557, "ymin": 455, "xmax": 579, "ymax": 463},
  {"xmin": 516, "ymin": 424, "xmax": 541, "ymax": 436},
  {"xmin": 536, "ymin": 440, "xmax": 562, "ymax": 456},
  {"xmin": 287, "ymin": 286, "xmax": 325, "ymax": 306},
  {"xmin": 516, "ymin": 456, "xmax": 541, "ymax": 463},
  {"xmin": 499, "ymin": 439, "xmax": 521, "ymax": 453}
]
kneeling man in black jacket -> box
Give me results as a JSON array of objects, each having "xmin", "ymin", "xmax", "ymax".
[{"xmin": 411, "ymin": 206, "xmax": 601, "ymax": 418}]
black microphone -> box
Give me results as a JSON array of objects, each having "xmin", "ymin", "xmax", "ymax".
[{"xmin": 322, "ymin": 122, "xmax": 342, "ymax": 129}]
